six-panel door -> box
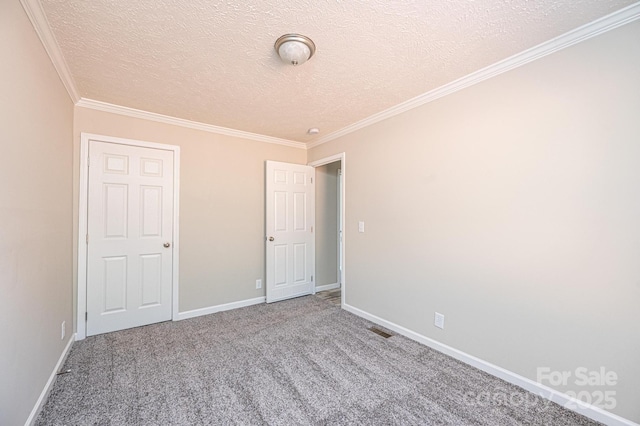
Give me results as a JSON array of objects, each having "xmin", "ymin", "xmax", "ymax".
[
  {"xmin": 265, "ymin": 161, "xmax": 315, "ymax": 303},
  {"xmin": 86, "ymin": 141, "xmax": 174, "ymax": 336}
]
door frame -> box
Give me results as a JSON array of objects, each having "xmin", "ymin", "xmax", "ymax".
[
  {"xmin": 77, "ymin": 133, "xmax": 181, "ymax": 340},
  {"xmin": 308, "ymin": 153, "xmax": 346, "ymax": 307}
]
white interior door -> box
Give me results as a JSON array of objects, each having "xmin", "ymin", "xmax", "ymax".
[
  {"xmin": 86, "ymin": 141, "xmax": 174, "ymax": 336},
  {"xmin": 265, "ymin": 161, "xmax": 315, "ymax": 303}
]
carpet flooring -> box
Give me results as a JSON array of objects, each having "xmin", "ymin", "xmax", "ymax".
[{"xmin": 36, "ymin": 296, "xmax": 599, "ymax": 425}]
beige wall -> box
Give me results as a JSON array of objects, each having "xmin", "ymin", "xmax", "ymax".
[
  {"xmin": 73, "ymin": 107, "xmax": 306, "ymax": 313},
  {"xmin": 315, "ymin": 161, "xmax": 340, "ymax": 286},
  {"xmin": 309, "ymin": 21, "xmax": 640, "ymax": 422},
  {"xmin": 0, "ymin": 2, "xmax": 74, "ymax": 425}
]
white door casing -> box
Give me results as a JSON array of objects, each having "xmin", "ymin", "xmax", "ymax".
[
  {"xmin": 86, "ymin": 140, "xmax": 174, "ymax": 336},
  {"xmin": 338, "ymin": 167, "xmax": 343, "ymax": 285},
  {"xmin": 309, "ymin": 152, "xmax": 346, "ymax": 307},
  {"xmin": 265, "ymin": 161, "xmax": 315, "ymax": 303}
]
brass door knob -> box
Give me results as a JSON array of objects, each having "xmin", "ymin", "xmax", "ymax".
[{"xmin": 268, "ymin": 236, "xmax": 274, "ymax": 241}]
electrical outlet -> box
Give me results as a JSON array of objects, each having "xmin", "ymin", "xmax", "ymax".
[
  {"xmin": 434, "ymin": 312, "xmax": 445, "ymax": 329},
  {"xmin": 256, "ymin": 279, "xmax": 262, "ymax": 289},
  {"xmin": 61, "ymin": 321, "xmax": 65, "ymax": 340}
]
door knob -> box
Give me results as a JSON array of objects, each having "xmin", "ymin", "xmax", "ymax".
[
  {"xmin": 268, "ymin": 236, "xmax": 275, "ymax": 241},
  {"xmin": 163, "ymin": 242, "xmax": 171, "ymax": 248}
]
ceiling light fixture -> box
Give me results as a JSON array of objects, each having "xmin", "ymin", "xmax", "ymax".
[
  {"xmin": 307, "ymin": 128, "xmax": 320, "ymax": 135},
  {"xmin": 275, "ymin": 34, "xmax": 316, "ymax": 66}
]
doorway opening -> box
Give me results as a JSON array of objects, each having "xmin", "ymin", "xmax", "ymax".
[{"xmin": 309, "ymin": 153, "xmax": 345, "ymax": 307}]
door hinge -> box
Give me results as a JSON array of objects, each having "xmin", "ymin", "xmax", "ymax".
[
  {"xmin": 311, "ymin": 275, "xmax": 314, "ymax": 282},
  {"xmin": 310, "ymin": 177, "xmax": 313, "ymax": 184},
  {"xmin": 86, "ymin": 234, "xmax": 89, "ymax": 244},
  {"xmin": 311, "ymin": 226, "xmax": 313, "ymax": 233},
  {"xmin": 87, "ymin": 156, "xmax": 90, "ymax": 167},
  {"xmin": 85, "ymin": 312, "xmax": 88, "ymax": 321}
]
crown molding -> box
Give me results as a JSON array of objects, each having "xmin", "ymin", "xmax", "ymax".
[
  {"xmin": 24, "ymin": 0, "xmax": 640, "ymax": 151},
  {"xmin": 76, "ymin": 98, "xmax": 307, "ymax": 149},
  {"xmin": 308, "ymin": 1, "xmax": 640, "ymax": 149},
  {"xmin": 20, "ymin": 0, "xmax": 80, "ymax": 103}
]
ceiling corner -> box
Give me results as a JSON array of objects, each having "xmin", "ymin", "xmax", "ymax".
[{"xmin": 20, "ymin": 0, "xmax": 80, "ymax": 103}]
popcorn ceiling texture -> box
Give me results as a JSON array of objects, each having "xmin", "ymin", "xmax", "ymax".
[{"xmin": 41, "ymin": 0, "xmax": 634, "ymax": 142}]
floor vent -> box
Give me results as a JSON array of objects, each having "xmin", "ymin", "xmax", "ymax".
[{"xmin": 369, "ymin": 327, "xmax": 392, "ymax": 338}]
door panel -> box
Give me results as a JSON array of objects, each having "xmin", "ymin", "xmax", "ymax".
[
  {"xmin": 140, "ymin": 253, "xmax": 162, "ymax": 306},
  {"xmin": 103, "ymin": 256, "xmax": 127, "ymax": 312},
  {"xmin": 265, "ymin": 161, "xmax": 315, "ymax": 303},
  {"xmin": 293, "ymin": 243, "xmax": 307, "ymax": 282},
  {"xmin": 293, "ymin": 192, "xmax": 306, "ymax": 230},
  {"xmin": 104, "ymin": 184, "xmax": 128, "ymax": 238},
  {"xmin": 140, "ymin": 186, "xmax": 162, "ymax": 237},
  {"xmin": 87, "ymin": 141, "xmax": 173, "ymax": 336}
]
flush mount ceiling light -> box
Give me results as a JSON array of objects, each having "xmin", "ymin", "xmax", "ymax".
[{"xmin": 274, "ymin": 34, "xmax": 316, "ymax": 66}]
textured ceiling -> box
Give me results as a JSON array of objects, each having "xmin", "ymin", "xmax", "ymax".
[{"xmin": 40, "ymin": 0, "xmax": 635, "ymax": 143}]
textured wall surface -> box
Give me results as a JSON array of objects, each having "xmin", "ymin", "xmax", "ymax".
[
  {"xmin": 41, "ymin": 0, "xmax": 634, "ymax": 142},
  {"xmin": 308, "ymin": 20, "xmax": 640, "ymax": 423},
  {"xmin": 0, "ymin": 2, "xmax": 74, "ymax": 424}
]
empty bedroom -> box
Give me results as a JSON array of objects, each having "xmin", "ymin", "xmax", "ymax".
[{"xmin": 2, "ymin": 0, "xmax": 639, "ymax": 425}]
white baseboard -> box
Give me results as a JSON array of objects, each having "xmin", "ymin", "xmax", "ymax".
[
  {"xmin": 315, "ymin": 283, "xmax": 341, "ymax": 292},
  {"xmin": 25, "ymin": 333, "xmax": 75, "ymax": 426},
  {"xmin": 342, "ymin": 304, "xmax": 637, "ymax": 426},
  {"xmin": 175, "ymin": 296, "xmax": 266, "ymax": 321}
]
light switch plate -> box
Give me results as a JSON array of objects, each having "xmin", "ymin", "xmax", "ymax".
[
  {"xmin": 434, "ymin": 312, "xmax": 445, "ymax": 329},
  {"xmin": 358, "ymin": 221, "xmax": 365, "ymax": 233}
]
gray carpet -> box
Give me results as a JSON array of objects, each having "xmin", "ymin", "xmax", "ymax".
[{"xmin": 36, "ymin": 296, "xmax": 598, "ymax": 425}]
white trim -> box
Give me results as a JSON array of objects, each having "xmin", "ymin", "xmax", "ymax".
[
  {"xmin": 77, "ymin": 133, "xmax": 180, "ymax": 340},
  {"xmin": 308, "ymin": 2, "xmax": 640, "ymax": 148},
  {"xmin": 175, "ymin": 297, "xmax": 266, "ymax": 321},
  {"xmin": 342, "ymin": 304, "xmax": 638, "ymax": 426},
  {"xmin": 315, "ymin": 283, "xmax": 340, "ymax": 292},
  {"xmin": 25, "ymin": 334, "xmax": 75, "ymax": 426},
  {"xmin": 308, "ymin": 153, "xmax": 345, "ymax": 167},
  {"xmin": 77, "ymin": 138, "xmax": 89, "ymax": 340},
  {"xmin": 19, "ymin": 0, "xmax": 80, "ymax": 103},
  {"xmin": 170, "ymin": 145, "xmax": 181, "ymax": 324},
  {"xmin": 309, "ymin": 153, "xmax": 346, "ymax": 308},
  {"xmin": 21, "ymin": 0, "xmax": 640, "ymax": 150},
  {"xmin": 337, "ymin": 167, "xmax": 343, "ymax": 286},
  {"xmin": 76, "ymin": 98, "xmax": 307, "ymax": 150}
]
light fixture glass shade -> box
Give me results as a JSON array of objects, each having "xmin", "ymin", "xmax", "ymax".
[
  {"xmin": 278, "ymin": 41, "xmax": 311, "ymax": 66},
  {"xmin": 275, "ymin": 34, "xmax": 316, "ymax": 66}
]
